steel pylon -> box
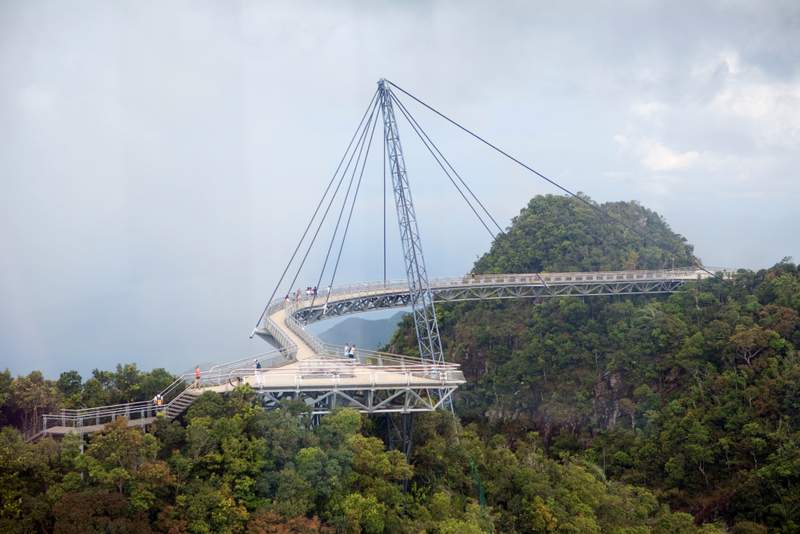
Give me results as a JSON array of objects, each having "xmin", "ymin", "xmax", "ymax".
[{"xmin": 378, "ymin": 79, "xmax": 446, "ymax": 368}]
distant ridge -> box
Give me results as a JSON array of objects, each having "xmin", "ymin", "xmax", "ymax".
[{"xmin": 316, "ymin": 311, "xmax": 407, "ymax": 351}]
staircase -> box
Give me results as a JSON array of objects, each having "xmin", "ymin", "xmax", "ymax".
[{"xmin": 165, "ymin": 388, "xmax": 202, "ymax": 420}]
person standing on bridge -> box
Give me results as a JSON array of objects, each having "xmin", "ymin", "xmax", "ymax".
[
  {"xmin": 344, "ymin": 343, "xmax": 350, "ymax": 358},
  {"xmin": 195, "ymin": 366, "xmax": 201, "ymax": 389},
  {"xmin": 254, "ymin": 359, "xmax": 262, "ymax": 386},
  {"xmin": 350, "ymin": 345, "xmax": 356, "ymax": 361},
  {"xmin": 151, "ymin": 393, "xmax": 162, "ymax": 416}
]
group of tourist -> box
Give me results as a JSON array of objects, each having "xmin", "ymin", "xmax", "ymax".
[{"xmin": 285, "ymin": 285, "xmax": 334, "ymax": 306}]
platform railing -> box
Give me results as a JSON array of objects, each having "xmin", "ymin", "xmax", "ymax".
[
  {"xmin": 273, "ymin": 268, "xmax": 726, "ymax": 317},
  {"xmin": 227, "ymin": 356, "xmax": 465, "ymax": 386},
  {"xmin": 209, "ymin": 347, "xmax": 295, "ymax": 375},
  {"xmin": 31, "ymin": 343, "xmax": 303, "ymax": 440}
]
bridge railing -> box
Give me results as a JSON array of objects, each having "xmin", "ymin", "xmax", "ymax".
[
  {"xmin": 40, "ymin": 399, "xmax": 170, "ymax": 436},
  {"xmin": 284, "ymin": 307, "xmax": 326, "ymax": 354},
  {"xmin": 209, "ymin": 347, "xmax": 296, "ymax": 375},
  {"xmin": 260, "ymin": 314, "xmax": 299, "ymax": 356},
  {"xmin": 31, "ymin": 344, "xmax": 304, "ymax": 440},
  {"xmin": 277, "ymin": 268, "xmax": 714, "ymax": 315},
  {"xmin": 228, "ymin": 356, "xmax": 465, "ymax": 386}
]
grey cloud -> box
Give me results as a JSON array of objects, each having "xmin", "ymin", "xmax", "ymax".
[{"xmin": 1, "ymin": 0, "xmax": 798, "ymax": 379}]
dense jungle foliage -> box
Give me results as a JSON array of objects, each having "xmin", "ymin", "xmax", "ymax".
[
  {"xmin": 1, "ymin": 389, "xmax": 723, "ymax": 533},
  {"xmin": 1, "ymin": 193, "xmax": 796, "ymax": 533},
  {"xmin": 386, "ymin": 194, "xmax": 800, "ymax": 532}
]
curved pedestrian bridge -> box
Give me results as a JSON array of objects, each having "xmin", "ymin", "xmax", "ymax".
[
  {"xmin": 29, "ymin": 268, "xmax": 726, "ymax": 442},
  {"xmin": 277, "ymin": 268, "xmax": 723, "ymax": 326}
]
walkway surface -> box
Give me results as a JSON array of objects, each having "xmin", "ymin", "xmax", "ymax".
[
  {"xmin": 28, "ymin": 415, "xmax": 158, "ymax": 442},
  {"xmin": 269, "ymin": 307, "xmax": 316, "ymax": 360}
]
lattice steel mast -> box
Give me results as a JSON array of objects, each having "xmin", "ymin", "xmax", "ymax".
[{"xmin": 378, "ymin": 79, "xmax": 445, "ymax": 366}]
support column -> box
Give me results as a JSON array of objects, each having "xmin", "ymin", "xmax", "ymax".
[{"xmin": 386, "ymin": 412, "xmax": 415, "ymax": 494}]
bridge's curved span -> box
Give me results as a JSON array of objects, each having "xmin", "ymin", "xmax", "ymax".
[
  {"xmin": 262, "ymin": 268, "xmax": 719, "ymax": 330},
  {"xmin": 31, "ymin": 268, "xmax": 724, "ymax": 442}
]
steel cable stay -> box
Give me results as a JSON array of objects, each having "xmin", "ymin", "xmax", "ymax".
[
  {"xmin": 389, "ymin": 91, "xmax": 550, "ymax": 289},
  {"xmin": 252, "ymin": 88, "xmax": 381, "ymax": 335},
  {"xmin": 285, "ymin": 98, "xmax": 381, "ymax": 312},
  {"xmin": 383, "ymin": 116, "xmax": 387, "ymax": 284},
  {"xmin": 390, "ymin": 93, "xmax": 505, "ymax": 240},
  {"xmin": 310, "ymin": 104, "xmax": 382, "ymax": 316},
  {"xmin": 386, "ymin": 80, "xmax": 725, "ymax": 282},
  {"xmin": 389, "ymin": 93, "xmax": 499, "ymax": 243}
]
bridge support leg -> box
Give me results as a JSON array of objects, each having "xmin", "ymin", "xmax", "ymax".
[{"xmin": 386, "ymin": 413, "xmax": 414, "ymax": 495}]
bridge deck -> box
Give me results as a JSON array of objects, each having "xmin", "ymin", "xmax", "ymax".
[
  {"xmin": 268, "ymin": 307, "xmax": 316, "ymax": 360},
  {"xmin": 283, "ymin": 269, "xmax": 723, "ymax": 325},
  {"xmin": 207, "ymin": 359, "xmax": 460, "ymax": 393},
  {"xmin": 28, "ymin": 415, "xmax": 158, "ymax": 441}
]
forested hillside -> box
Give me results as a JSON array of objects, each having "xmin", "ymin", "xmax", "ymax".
[
  {"xmin": 0, "ymin": 388, "xmax": 723, "ymax": 533},
  {"xmin": 472, "ymin": 194, "xmax": 697, "ymax": 274},
  {"xmin": 387, "ymin": 194, "xmax": 800, "ymax": 531},
  {"xmin": 1, "ymin": 194, "xmax": 797, "ymax": 532}
]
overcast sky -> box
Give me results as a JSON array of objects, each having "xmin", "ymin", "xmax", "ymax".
[{"xmin": 2, "ymin": 0, "xmax": 799, "ymax": 380}]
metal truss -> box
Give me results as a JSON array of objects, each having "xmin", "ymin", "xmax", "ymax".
[
  {"xmin": 386, "ymin": 413, "xmax": 414, "ymax": 494},
  {"xmin": 290, "ymin": 270, "xmax": 701, "ymax": 325},
  {"xmin": 378, "ymin": 79, "xmax": 445, "ymax": 367},
  {"xmin": 255, "ymin": 384, "xmax": 458, "ymax": 416},
  {"xmin": 433, "ymin": 279, "xmax": 686, "ymax": 302},
  {"xmin": 297, "ymin": 292, "xmax": 412, "ymax": 323}
]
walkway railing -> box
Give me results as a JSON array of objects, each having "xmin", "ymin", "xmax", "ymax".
[
  {"xmin": 38, "ymin": 376, "xmax": 197, "ymax": 435},
  {"xmin": 274, "ymin": 268, "xmax": 717, "ymax": 309},
  {"xmin": 227, "ymin": 355, "xmax": 465, "ymax": 386},
  {"xmin": 209, "ymin": 347, "xmax": 295, "ymax": 375},
  {"xmin": 31, "ymin": 345, "xmax": 300, "ymax": 440},
  {"xmin": 271, "ymin": 268, "xmax": 739, "ymax": 326}
]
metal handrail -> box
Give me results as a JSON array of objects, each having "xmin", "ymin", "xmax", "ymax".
[
  {"xmin": 261, "ymin": 314, "xmax": 299, "ymax": 356},
  {"xmin": 209, "ymin": 347, "xmax": 295, "ymax": 374},
  {"xmin": 35, "ymin": 345, "xmax": 299, "ymax": 438},
  {"xmin": 264, "ymin": 268, "xmax": 723, "ymax": 325},
  {"xmin": 284, "ymin": 310, "xmax": 325, "ymax": 354},
  {"xmin": 227, "ymin": 357, "xmax": 464, "ymax": 382}
]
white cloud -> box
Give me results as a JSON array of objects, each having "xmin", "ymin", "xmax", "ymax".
[
  {"xmin": 631, "ymin": 101, "xmax": 665, "ymax": 119},
  {"xmin": 636, "ymin": 174, "xmax": 682, "ymax": 197},
  {"xmin": 640, "ymin": 141, "xmax": 701, "ymax": 171},
  {"xmin": 598, "ymin": 171, "xmax": 631, "ymax": 180},
  {"xmin": 711, "ymin": 83, "xmax": 800, "ymax": 146},
  {"xmin": 719, "ymin": 50, "xmax": 741, "ymax": 75}
]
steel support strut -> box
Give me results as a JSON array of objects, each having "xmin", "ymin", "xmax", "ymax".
[
  {"xmin": 386, "ymin": 413, "xmax": 415, "ymax": 494},
  {"xmin": 378, "ymin": 79, "xmax": 446, "ymax": 370}
]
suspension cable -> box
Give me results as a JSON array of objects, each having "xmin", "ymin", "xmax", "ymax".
[
  {"xmin": 386, "ymin": 81, "xmax": 721, "ymax": 281},
  {"xmin": 390, "ymin": 93, "xmax": 499, "ymax": 242},
  {"xmin": 310, "ymin": 103, "xmax": 381, "ymax": 313},
  {"xmin": 287, "ymin": 98, "xmax": 381, "ymax": 310},
  {"xmin": 391, "ymin": 93, "xmax": 505, "ymax": 238},
  {"xmin": 383, "ymin": 114, "xmax": 387, "ymax": 284},
  {"xmin": 251, "ymin": 89, "xmax": 379, "ymax": 334},
  {"xmin": 391, "ymin": 92, "xmax": 550, "ymax": 288},
  {"xmin": 324, "ymin": 102, "xmax": 382, "ymax": 301}
]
